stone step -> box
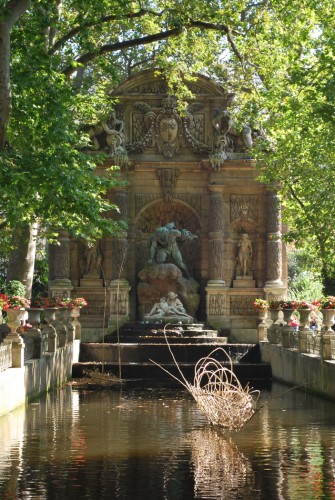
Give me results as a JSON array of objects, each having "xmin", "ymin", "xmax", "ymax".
[
  {"xmin": 72, "ymin": 361, "xmax": 272, "ymax": 388},
  {"xmin": 79, "ymin": 342, "xmax": 260, "ymax": 364},
  {"xmin": 104, "ymin": 321, "xmax": 219, "ymax": 342},
  {"xmin": 105, "ymin": 336, "xmax": 227, "ymax": 344}
]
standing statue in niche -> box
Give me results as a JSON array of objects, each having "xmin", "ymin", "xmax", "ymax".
[
  {"xmin": 84, "ymin": 241, "xmax": 103, "ymax": 278},
  {"xmin": 237, "ymin": 234, "xmax": 253, "ymax": 277},
  {"xmin": 147, "ymin": 222, "xmax": 197, "ymax": 278}
]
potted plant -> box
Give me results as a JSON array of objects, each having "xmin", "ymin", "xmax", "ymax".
[
  {"xmin": 313, "ymin": 296, "xmax": 335, "ymax": 333},
  {"xmin": 313, "ymin": 296, "xmax": 335, "ymax": 310},
  {"xmin": 5, "ymin": 295, "xmax": 30, "ymax": 310},
  {"xmin": 0, "ymin": 293, "xmax": 9, "ymax": 325},
  {"xmin": 268, "ymin": 300, "xmax": 287, "ymax": 310},
  {"xmin": 252, "ymin": 298, "xmax": 269, "ymax": 311},
  {"xmin": 0, "ymin": 293, "xmax": 9, "ymax": 310},
  {"xmin": 4, "ymin": 295, "xmax": 30, "ymax": 336},
  {"xmin": 295, "ymin": 301, "xmax": 313, "ymax": 331},
  {"xmin": 63, "ymin": 297, "xmax": 88, "ymax": 309}
]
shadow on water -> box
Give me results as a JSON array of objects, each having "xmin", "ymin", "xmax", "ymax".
[{"xmin": 1, "ymin": 382, "xmax": 335, "ymax": 499}]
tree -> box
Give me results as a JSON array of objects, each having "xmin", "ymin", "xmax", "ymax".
[
  {"xmin": 0, "ymin": 0, "xmax": 253, "ymax": 295},
  {"xmin": 1, "ymin": 0, "xmax": 335, "ymax": 294},
  {"xmin": 242, "ymin": 1, "xmax": 335, "ymax": 291}
]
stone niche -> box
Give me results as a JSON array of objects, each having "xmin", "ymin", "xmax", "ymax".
[{"xmin": 49, "ymin": 69, "xmax": 287, "ymax": 342}]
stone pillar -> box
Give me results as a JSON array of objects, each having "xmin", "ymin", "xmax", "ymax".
[
  {"xmin": 322, "ymin": 335, "xmax": 332, "ymax": 360},
  {"xmin": 299, "ymin": 331, "xmax": 308, "ymax": 353},
  {"xmin": 206, "ymin": 187, "xmax": 228, "ymax": 329},
  {"xmin": 265, "ymin": 188, "xmax": 283, "ymax": 288},
  {"xmin": 207, "ymin": 187, "xmax": 225, "ymax": 285},
  {"xmin": 53, "ymin": 308, "xmax": 68, "ymax": 347},
  {"xmin": 48, "ymin": 230, "xmax": 73, "ymax": 298}
]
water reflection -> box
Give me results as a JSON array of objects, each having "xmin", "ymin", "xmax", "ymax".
[
  {"xmin": 0, "ymin": 383, "xmax": 335, "ymax": 499},
  {"xmin": 189, "ymin": 427, "xmax": 254, "ymax": 499}
]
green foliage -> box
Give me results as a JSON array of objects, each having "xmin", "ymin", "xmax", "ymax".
[
  {"xmin": 32, "ymin": 258, "xmax": 49, "ymax": 300},
  {"xmin": 287, "ymin": 249, "xmax": 324, "ymax": 301},
  {"xmin": 288, "ymin": 271, "xmax": 324, "ymax": 302},
  {"xmin": 1, "ymin": 0, "xmax": 335, "ymax": 287},
  {"xmin": 3, "ymin": 280, "xmax": 26, "ymax": 297}
]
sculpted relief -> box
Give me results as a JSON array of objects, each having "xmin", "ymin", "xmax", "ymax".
[
  {"xmin": 86, "ymin": 78, "xmax": 267, "ymax": 164},
  {"xmin": 87, "ymin": 110, "xmax": 128, "ymax": 164},
  {"xmin": 129, "ymin": 96, "xmax": 208, "ymax": 157}
]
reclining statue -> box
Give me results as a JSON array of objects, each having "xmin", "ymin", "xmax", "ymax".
[{"xmin": 146, "ymin": 292, "xmax": 193, "ymax": 321}]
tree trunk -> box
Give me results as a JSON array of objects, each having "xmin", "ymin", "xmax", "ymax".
[
  {"xmin": 0, "ymin": 0, "xmax": 31, "ymax": 147},
  {"xmin": 6, "ymin": 223, "xmax": 38, "ymax": 299},
  {"xmin": 0, "ymin": 0, "xmax": 34, "ymax": 293},
  {"xmin": 0, "ymin": 21, "xmax": 11, "ymax": 149}
]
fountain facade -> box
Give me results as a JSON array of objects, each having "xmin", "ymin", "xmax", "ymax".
[{"xmin": 48, "ymin": 70, "xmax": 287, "ymax": 342}]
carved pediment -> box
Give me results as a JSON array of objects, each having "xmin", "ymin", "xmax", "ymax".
[{"xmin": 128, "ymin": 96, "xmax": 209, "ymax": 157}]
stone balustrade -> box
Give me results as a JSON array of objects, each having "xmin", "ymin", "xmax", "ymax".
[
  {"xmin": 0, "ymin": 308, "xmax": 81, "ymax": 370},
  {"xmin": 0, "ymin": 343, "xmax": 12, "ymax": 372},
  {"xmin": 259, "ymin": 309, "xmax": 335, "ymax": 360}
]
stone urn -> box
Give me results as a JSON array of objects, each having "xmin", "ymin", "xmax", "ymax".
[
  {"xmin": 297, "ymin": 308, "xmax": 312, "ymax": 332},
  {"xmin": 71, "ymin": 307, "xmax": 82, "ymax": 340},
  {"xmin": 282, "ymin": 308, "xmax": 295, "ymax": 327},
  {"xmin": 6, "ymin": 308, "xmax": 26, "ymax": 338},
  {"xmin": 26, "ymin": 307, "xmax": 43, "ymax": 326},
  {"xmin": 4, "ymin": 308, "xmax": 26, "ymax": 367},
  {"xmin": 54, "ymin": 307, "xmax": 68, "ymax": 347},
  {"xmin": 44, "ymin": 307, "xmax": 58, "ymax": 324},
  {"xmin": 64, "ymin": 307, "xmax": 75, "ymax": 342},
  {"xmin": 257, "ymin": 308, "xmax": 268, "ymax": 342},
  {"xmin": 321, "ymin": 309, "xmax": 335, "ymax": 334},
  {"xmin": 268, "ymin": 308, "xmax": 280, "ymax": 324},
  {"xmin": 43, "ymin": 307, "xmax": 58, "ymax": 352},
  {"xmin": 25, "ymin": 308, "xmax": 43, "ymax": 358},
  {"xmin": 267, "ymin": 308, "xmax": 281, "ymax": 344}
]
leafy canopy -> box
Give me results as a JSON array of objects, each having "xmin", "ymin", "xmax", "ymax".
[{"xmin": 1, "ymin": 0, "xmax": 335, "ymax": 285}]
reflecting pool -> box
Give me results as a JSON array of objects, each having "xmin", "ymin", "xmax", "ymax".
[{"xmin": 1, "ymin": 382, "xmax": 335, "ymax": 499}]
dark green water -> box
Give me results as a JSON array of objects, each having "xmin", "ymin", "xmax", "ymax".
[{"xmin": 1, "ymin": 382, "xmax": 335, "ymax": 499}]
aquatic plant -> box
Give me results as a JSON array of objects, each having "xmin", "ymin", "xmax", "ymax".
[{"xmin": 150, "ymin": 325, "xmax": 260, "ymax": 431}]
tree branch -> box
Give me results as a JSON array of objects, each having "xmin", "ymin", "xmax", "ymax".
[
  {"xmin": 51, "ymin": 8, "xmax": 168, "ymax": 53},
  {"xmin": 62, "ymin": 19, "xmax": 246, "ymax": 78},
  {"xmin": 62, "ymin": 27, "xmax": 184, "ymax": 77}
]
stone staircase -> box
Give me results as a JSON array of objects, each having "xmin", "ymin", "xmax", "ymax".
[{"xmin": 72, "ymin": 322, "xmax": 272, "ymax": 387}]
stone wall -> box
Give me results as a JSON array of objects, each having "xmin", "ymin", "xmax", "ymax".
[
  {"xmin": 260, "ymin": 342, "xmax": 335, "ymax": 400},
  {"xmin": 0, "ymin": 341, "xmax": 79, "ymax": 417}
]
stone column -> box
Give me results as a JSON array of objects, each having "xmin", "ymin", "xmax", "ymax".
[
  {"xmin": 265, "ymin": 188, "xmax": 283, "ymax": 288},
  {"xmin": 206, "ymin": 186, "xmax": 229, "ymax": 329},
  {"xmin": 207, "ymin": 187, "xmax": 225, "ymax": 285},
  {"xmin": 48, "ymin": 230, "xmax": 73, "ymax": 298}
]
